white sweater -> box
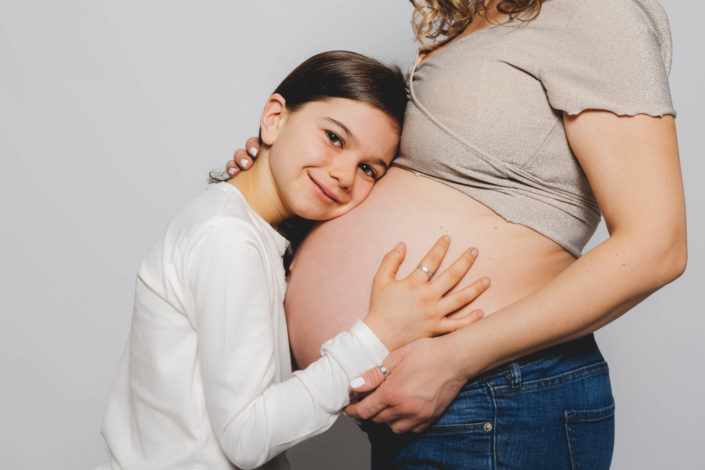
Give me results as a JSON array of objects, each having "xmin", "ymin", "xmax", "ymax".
[{"xmin": 98, "ymin": 183, "xmax": 388, "ymax": 470}]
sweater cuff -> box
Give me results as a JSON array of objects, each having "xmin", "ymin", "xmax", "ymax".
[
  {"xmin": 319, "ymin": 320, "xmax": 390, "ymax": 381},
  {"xmin": 349, "ymin": 320, "xmax": 389, "ymax": 365}
]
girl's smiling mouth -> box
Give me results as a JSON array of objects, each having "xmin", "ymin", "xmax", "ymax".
[{"xmin": 308, "ymin": 174, "xmax": 340, "ymax": 204}]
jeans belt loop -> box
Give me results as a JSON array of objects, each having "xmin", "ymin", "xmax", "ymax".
[{"xmin": 509, "ymin": 362, "xmax": 521, "ymax": 388}]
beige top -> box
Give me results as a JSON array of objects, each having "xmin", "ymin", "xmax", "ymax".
[{"xmin": 393, "ymin": 0, "xmax": 675, "ymax": 257}]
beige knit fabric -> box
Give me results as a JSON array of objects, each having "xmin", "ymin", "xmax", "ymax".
[{"xmin": 393, "ymin": 0, "xmax": 675, "ymax": 257}]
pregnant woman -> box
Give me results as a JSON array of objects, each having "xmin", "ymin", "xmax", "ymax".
[{"xmin": 228, "ymin": 0, "xmax": 686, "ymax": 467}]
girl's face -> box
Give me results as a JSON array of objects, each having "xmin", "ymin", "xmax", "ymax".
[{"xmin": 264, "ymin": 97, "xmax": 400, "ymax": 221}]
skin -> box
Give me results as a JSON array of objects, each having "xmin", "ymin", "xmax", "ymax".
[
  {"xmin": 231, "ymin": 94, "xmax": 490, "ymax": 351},
  {"xmin": 230, "ymin": 3, "xmax": 687, "ymax": 435}
]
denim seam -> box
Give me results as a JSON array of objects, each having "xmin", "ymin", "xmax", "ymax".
[
  {"xmin": 424, "ymin": 422, "xmax": 488, "ymax": 433},
  {"xmin": 564, "ymin": 415, "xmax": 577, "ymax": 470},
  {"xmin": 564, "ymin": 404, "xmax": 615, "ymax": 423},
  {"xmin": 489, "ymin": 383, "xmax": 498, "ymax": 470},
  {"xmin": 493, "ymin": 363, "xmax": 608, "ymax": 397}
]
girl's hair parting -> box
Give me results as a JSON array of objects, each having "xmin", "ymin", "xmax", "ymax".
[{"xmin": 211, "ymin": 50, "xmax": 408, "ymax": 274}]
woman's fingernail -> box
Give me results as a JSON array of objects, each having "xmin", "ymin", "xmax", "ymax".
[
  {"xmin": 228, "ymin": 167, "xmax": 236, "ymax": 176},
  {"xmin": 240, "ymin": 159, "xmax": 250, "ymax": 169},
  {"xmin": 395, "ymin": 242, "xmax": 404, "ymax": 252},
  {"xmin": 442, "ymin": 235, "xmax": 451, "ymax": 242},
  {"xmin": 471, "ymin": 248, "xmax": 479, "ymax": 257},
  {"xmin": 350, "ymin": 377, "xmax": 365, "ymax": 389},
  {"xmin": 248, "ymin": 146, "xmax": 259, "ymax": 157},
  {"xmin": 482, "ymin": 278, "xmax": 491, "ymax": 287}
]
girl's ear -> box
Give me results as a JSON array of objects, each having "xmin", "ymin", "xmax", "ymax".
[{"xmin": 259, "ymin": 93, "xmax": 287, "ymax": 146}]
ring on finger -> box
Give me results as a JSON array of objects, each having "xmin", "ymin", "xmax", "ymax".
[
  {"xmin": 416, "ymin": 264, "xmax": 432, "ymax": 278},
  {"xmin": 378, "ymin": 364, "xmax": 389, "ymax": 376}
]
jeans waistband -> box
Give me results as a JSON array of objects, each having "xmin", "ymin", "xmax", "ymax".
[{"xmin": 469, "ymin": 333, "xmax": 599, "ymax": 385}]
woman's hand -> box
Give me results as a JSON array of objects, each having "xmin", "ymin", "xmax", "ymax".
[
  {"xmin": 363, "ymin": 235, "xmax": 489, "ymax": 352},
  {"xmin": 226, "ymin": 137, "xmax": 261, "ymax": 177},
  {"xmin": 345, "ymin": 336, "xmax": 468, "ymax": 433}
]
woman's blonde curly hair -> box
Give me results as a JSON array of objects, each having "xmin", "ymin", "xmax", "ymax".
[{"xmin": 409, "ymin": 0, "xmax": 544, "ymax": 54}]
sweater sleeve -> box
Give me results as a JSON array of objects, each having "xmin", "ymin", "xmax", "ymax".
[
  {"xmin": 184, "ymin": 217, "xmax": 388, "ymax": 470},
  {"xmin": 540, "ymin": 0, "xmax": 675, "ymax": 117}
]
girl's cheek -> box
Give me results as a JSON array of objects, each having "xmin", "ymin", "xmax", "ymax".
[{"xmin": 352, "ymin": 181, "xmax": 375, "ymax": 204}]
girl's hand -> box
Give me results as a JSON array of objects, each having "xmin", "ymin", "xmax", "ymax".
[
  {"xmin": 363, "ymin": 235, "xmax": 489, "ymax": 352},
  {"xmin": 226, "ymin": 137, "xmax": 261, "ymax": 177}
]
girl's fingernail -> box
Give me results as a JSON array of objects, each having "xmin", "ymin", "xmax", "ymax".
[
  {"xmin": 248, "ymin": 146, "xmax": 259, "ymax": 157},
  {"xmin": 350, "ymin": 377, "xmax": 365, "ymax": 389},
  {"xmin": 228, "ymin": 167, "xmax": 236, "ymax": 176},
  {"xmin": 240, "ymin": 159, "xmax": 250, "ymax": 168}
]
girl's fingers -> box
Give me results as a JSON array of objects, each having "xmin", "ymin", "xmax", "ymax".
[
  {"xmin": 437, "ymin": 278, "xmax": 491, "ymax": 315},
  {"xmin": 350, "ymin": 365, "xmax": 387, "ymax": 394},
  {"xmin": 373, "ymin": 242, "xmax": 407, "ymax": 285},
  {"xmin": 407, "ymin": 235, "xmax": 451, "ymax": 283},
  {"xmin": 437, "ymin": 309, "xmax": 484, "ymax": 334},
  {"xmin": 429, "ymin": 247, "xmax": 478, "ymax": 295}
]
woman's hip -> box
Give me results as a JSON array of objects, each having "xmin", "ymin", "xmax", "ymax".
[{"xmin": 363, "ymin": 334, "xmax": 615, "ymax": 469}]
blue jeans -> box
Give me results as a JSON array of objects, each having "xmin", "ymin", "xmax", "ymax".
[{"xmin": 362, "ymin": 335, "xmax": 615, "ymax": 469}]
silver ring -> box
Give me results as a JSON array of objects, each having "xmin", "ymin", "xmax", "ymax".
[
  {"xmin": 416, "ymin": 264, "xmax": 432, "ymax": 277},
  {"xmin": 378, "ymin": 364, "xmax": 389, "ymax": 376}
]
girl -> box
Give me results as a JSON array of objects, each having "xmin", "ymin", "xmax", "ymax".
[
  {"xmin": 228, "ymin": 0, "xmax": 686, "ymax": 468},
  {"xmin": 97, "ymin": 51, "xmax": 489, "ymax": 470}
]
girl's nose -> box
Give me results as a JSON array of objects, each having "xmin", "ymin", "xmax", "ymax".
[{"xmin": 328, "ymin": 158, "xmax": 356, "ymax": 190}]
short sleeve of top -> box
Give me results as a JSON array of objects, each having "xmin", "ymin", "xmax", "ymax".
[{"xmin": 541, "ymin": 0, "xmax": 675, "ymax": 117}]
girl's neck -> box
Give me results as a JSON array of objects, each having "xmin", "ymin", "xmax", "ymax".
[{"xmin": 229, "ymin": 150, "xmax": 289, "ymax": 228}]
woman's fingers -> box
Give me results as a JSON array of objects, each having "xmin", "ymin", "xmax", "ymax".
[
  {"xmin": 437, "ymin": 309, "xmax": 484, "ymax": 334},
  {"xmin": 430, "ymin": 247, "xmax": 478, "ymax": 295},
  {"xmin": 245, "ymin": 137, "xmax": 260, "ymax": 159},
  {"xmin": 408, "ymin": 235, "xmax": 451, "ymax": 283},
  {"xmin": 373, "ymin": 242, "xmax": 407, "ymax": 286},
  {"xmin": 228, "ymin": 138, "xmax": 261, "ymax": 176},
  {"xmin": 437, "ymin": 277, "xmax": 491, "ymax": 316},
  {"xmin": 233, "ymin": 148, "xmax": 253, "ymax": 170}
]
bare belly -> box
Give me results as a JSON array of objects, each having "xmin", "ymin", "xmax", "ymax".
[{"xmin": 285, "ymin": 167, "xmax": 575, "ymax": 368}]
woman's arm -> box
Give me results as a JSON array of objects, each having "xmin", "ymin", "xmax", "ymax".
[{"xmin": 346, "ymin": 111, "xmax": 687, "ymax": 432}]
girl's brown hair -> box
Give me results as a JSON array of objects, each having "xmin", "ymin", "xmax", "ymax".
[{"xmin": 409, "ymin": 0, "xmax": 544, "ymax": 54}]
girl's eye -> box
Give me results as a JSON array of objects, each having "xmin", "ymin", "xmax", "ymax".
[
  {"xmin": 325, "ymin": 131, "xmax": 343, "ymax": 148},
  {"xmin": 358, "ymin": 163, "xmax": 377, "ymax": 180}
]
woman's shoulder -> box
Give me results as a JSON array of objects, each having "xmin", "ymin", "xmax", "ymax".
[
  {"xmin": 540, "ymin": 0, "xmax": 672, "ymax": 70},
  {"xmin": 552, "ymin": 0, "xmax": 671, "ymax": 44}
]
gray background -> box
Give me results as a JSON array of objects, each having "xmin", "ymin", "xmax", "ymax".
[{"xmin": 0, "ymin": 1, "xmax": 702, "ymax": 469}]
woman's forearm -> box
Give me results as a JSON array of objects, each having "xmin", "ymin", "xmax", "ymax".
[{"xmin": 445, "ymin": 230, "xmax": 687, "ymax": 379}]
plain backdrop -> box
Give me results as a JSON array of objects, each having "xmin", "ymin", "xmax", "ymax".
[{"xmin": 1, "ymin": 1, "xmax": 702, "ymax": 469}]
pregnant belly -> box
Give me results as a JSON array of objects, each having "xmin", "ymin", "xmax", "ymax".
[{"xmin": 285, "ymin": 167, "xmax": 575, "ymax": 368}]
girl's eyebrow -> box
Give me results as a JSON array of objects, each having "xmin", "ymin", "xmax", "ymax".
[{"xmin": 323, "ymin": 117, "xmax": 356, "ymax": 144}]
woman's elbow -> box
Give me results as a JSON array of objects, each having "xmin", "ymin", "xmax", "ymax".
[{"xmin": 653, "ymin": 231, "xmax": 688, "ymax": 286}]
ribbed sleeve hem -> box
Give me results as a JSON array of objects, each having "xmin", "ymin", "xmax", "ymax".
[
  {"xmin": 319, "ymin": 320, "xmax": 390, "ymax": 382},
  {"xmin": 349, "ymin": 320, "xmax": 390, "ymax": 365}
]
